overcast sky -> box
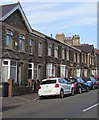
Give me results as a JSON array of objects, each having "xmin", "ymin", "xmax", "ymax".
[{"xmin": 1, "ymin": 0, "xmax": 98, "ymax": 48}]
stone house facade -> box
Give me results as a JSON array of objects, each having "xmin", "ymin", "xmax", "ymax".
[{"xmin": 0, "ymin": 2, "xmax": 98, "ymax": 85}]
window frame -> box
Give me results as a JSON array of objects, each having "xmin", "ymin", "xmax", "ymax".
[
  {"xmin": 28, "ymin": 63, "xmax": 34, "ymax": 79},
  {"xmin": 6, "ymin": 30, "xmax": 13, "ymax": 49},
  {"xmin": 66, "ymin": 49, "xmax": 69, "ymax": 61},
  {"xmin": 29, "ymin": 39, "xmax": 33, "ymax": 54},
  {"xmin": 48, "ymin": 43, "xmax": 52, "ymax": 56},
  {"xmin": 19, "ymin": 34, "xmax": 25, "ymax": 52},
  {"xmin": 62, "ymin": 47, "xmax": 65, "ymax": 59},
  {"xmin": 38, "ymin": 42, "xmax": 43, "ymax": 57},
  {"xmin": 54, "ymin": 45, "xmax": 58, "ymax": 58}
]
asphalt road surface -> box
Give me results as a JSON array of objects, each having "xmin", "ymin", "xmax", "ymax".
[{"xmin": 2, "ymin": 89, "xmax": 99, "ymax": 119}]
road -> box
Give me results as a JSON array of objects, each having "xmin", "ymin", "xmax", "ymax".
[{"xmin": 2, "ymin": 89, "xmax": 98, "ymax": 119}]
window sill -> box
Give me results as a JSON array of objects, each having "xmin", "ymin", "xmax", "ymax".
[
  {"xmin": 38, "ymin": 55, "xmax": 43, "ymax": 58},
  {"xmin": 19, "ymin": 51, "xmax": 27, "ymax": 54},
  {"xmin": 29, "ymin": 53, "xmax": 33, "ymax": 55},
  {"xmin": 6, "ymin": 47, "xmax": 12, "ymax": 50}
]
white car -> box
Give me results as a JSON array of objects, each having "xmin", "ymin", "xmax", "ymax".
[{"xmin": 38, "ymin": 78, "xmax": 74, "ymax": 98}]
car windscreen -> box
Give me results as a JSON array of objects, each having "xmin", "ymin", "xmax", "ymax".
[
  {"xmin": 90, "ymin": 77, "xmax": 96, "ymax": 82},
  {"xmin": 41, "ymin": 80, "xmax": 56, "ymax": 85}
]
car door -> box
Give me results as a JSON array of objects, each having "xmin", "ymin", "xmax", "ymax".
[
  {"xmin": 63, "ymin": 79, "xmax": 71, "ymax": 94},
  {"xmin": 78, "ymin": 78, "xmax": 86, "ymax": 90}
]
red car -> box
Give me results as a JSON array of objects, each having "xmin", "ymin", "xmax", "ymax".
[{"xmin": 94, "ymin": 76, "xmax": 99, "ymax": 88}]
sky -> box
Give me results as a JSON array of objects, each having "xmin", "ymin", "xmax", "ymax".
[{"xmin": 1, "ymin": 0, "xmax": 98, "ymax": 48}]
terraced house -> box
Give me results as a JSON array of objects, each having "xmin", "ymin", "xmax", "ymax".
[{"xmin": 0, "ymin": 2, "xmax": 97, "ymax": 85}]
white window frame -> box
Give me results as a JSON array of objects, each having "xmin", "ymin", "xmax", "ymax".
[
  {"xmin": 2, "ymin": 59, "xmax": 17, "ymax": 82},
  {"xmin": 28, "ymin": 63, "xmax": 34, "ymax": 79},
  {"xmin": 60, "ymin": 65, "xmax": 66, "ymax": 77},
  {"xmin": 10, "ymin": 60, "xmax": 17, "ymax": 82},
  {"xmin": 76, "ymin": 69, "xmax": 81, "ymax": 77},
  {"xmin": 34, "ymin": 64, "xmax": 39, "ymax": 80},
  {"xmin": 46, "ymin": 63, "xmax": 55, "ymax": 78}
]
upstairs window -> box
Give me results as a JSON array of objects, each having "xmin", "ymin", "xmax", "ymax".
[
  {"xmin": 77, "ymin": 53, "xmax": 80, "ymax": 63},
  {"xmin": 62, "ymin": 47, "xmax": 65, "ymax": 59},
  {"xmin": 81, "ymin": 53, "xmax": 84, "ymax": 63},
  {"xmin": 38, "ymin": 42, "xmax": 43, "ymax": 57},
  {"xmin": 19, "ymin": 34, "xmax": 25, "ymax": 51},
  {"xmin": 30, "ymin": 39, "xmax": 33, "ymax": 54},
  {"xmin": 66, "ymin": 49, "xmax": 69, "ymax": 61},
  {"xmin": 74, "ymin": 52, "xmax": 76, "ymax": 62},
  {"xmin": 48, "ymin": 43, "xmax": 52, "ymax": 56},
  {"xmin": 6, "ymin": 30, "xmax": 13, "ymax": 49},
  {"xmin": 54, "ymin": 45, "xmax": 58, "ymax": 58}
]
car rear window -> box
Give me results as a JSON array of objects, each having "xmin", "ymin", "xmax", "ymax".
[
  {"xmin": 69, "ymin": 79, "xmax": 76, "ymax": 83},
  {"xmin": 41, "ymin": 80, "xmax": 56, "ymax": 85},
  {"xmin": 83, "ymin": 78, "xmax": 90, "ymax": 81}
]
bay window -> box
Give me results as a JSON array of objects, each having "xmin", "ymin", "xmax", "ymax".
[
  {"xmin": 46, "ymin": 63, "xmax": 55, "ymax": 78},
  {"xmin": 2, "ymin": 59, "xmax": 17, "ymax": 82}
]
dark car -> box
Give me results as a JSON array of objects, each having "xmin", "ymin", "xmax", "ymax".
[
  {"xmin": 94, "ymin": 76, "xmax": 99, "ymax": 88},
  {"xmin": 82, "ymin": 77, "xmax": 97, "ymax": 90},
  {"xmin": 65, "ymin": 77, "xmax": 89, "ymax": 94}
]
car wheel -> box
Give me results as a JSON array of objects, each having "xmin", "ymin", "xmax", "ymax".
[
  {"xmin": 71, "ymin": 88, "xmax": 74, "ymax": 96},
  {"xmin": 86, "ymin": 86, "xmax": 89, "ymax": 92},
  {"xmin": 60, "ymin": 90, "xmax": 64, "ymax": 98},
  {"xmin": 39, "ymin": 96, "xmax": 44, "ymax": 99},
  {"xmin": 78, "ymin": 87, "xmax": 82, "ymax": 94}
]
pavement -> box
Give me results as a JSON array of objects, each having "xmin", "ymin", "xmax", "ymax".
[{"xmin": 1, "ymin": 92, "xmax": 39, "ymax": 107}]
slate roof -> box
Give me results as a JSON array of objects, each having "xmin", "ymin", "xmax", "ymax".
[
  {"xmin": 0, "ymin": 2, "xmax": 32, "ymax": 32},
  {"xmin": 0, "ymin": 2, "xmax": 19, "ymax": 19},
  {"xmin": 76, "ymin": 44, "xmax": 94, "ymax": 53},
  {"xmin": 1, "ymin": 52, "xmax": 19, "ymax": 59}
]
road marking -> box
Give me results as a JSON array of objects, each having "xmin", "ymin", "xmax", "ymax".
[{"xmin": 83, "ymin": 103, "xmax": 99, "ymax": 112}]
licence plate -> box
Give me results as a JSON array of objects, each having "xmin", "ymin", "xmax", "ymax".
[{"xmin": 44, "ymin": 90, "xmax": 51, "ymax": 93}]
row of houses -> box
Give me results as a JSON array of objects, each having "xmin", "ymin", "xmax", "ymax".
[{"xmin": 0, "ymin": 2, "xmax": 99, "ymax": 85}]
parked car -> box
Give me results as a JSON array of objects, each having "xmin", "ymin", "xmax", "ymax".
[
  {"xmin": 38, "ymin": 78, "xmax": 74, "ymax": 99},
  {"xmin": 82, "ymin": 77, "xmax": 97, "ymax": 90},
  {"xmin": 66, "ymin": 77, "xmax": 90, "ymax": 94},
  {"xmin": 94, "ymin": 76, "xmax": 99, "ymax": 88}
]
